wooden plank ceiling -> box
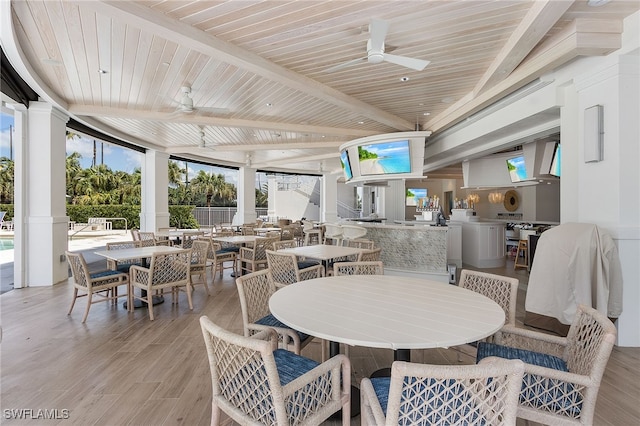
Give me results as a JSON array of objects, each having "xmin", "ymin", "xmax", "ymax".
[{"xmin": 5, "ymin": 0, "xmax": 638, "ymax": 175}]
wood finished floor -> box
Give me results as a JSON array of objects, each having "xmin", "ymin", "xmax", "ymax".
[{"xmin": 1, "ymin": 257, "xmax": 638, "ymax": 425}]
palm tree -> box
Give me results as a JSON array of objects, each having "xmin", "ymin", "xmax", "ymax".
[
  {"xmin": 0, "ymin": 157, "xmax": 14, "ymax": 204},
  {"xmin": 190, "ymin": 170, "xmax": 227, "ymax": 207}
]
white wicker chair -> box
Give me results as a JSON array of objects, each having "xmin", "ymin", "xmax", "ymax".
[
  {"xmin": 200, "ymin": 236, "xmax": 237, "ymax": 280},
  {"xmin": 333, "ymin": 261, "xmax": 384, "ymax": 276},
  {"xmin": 323, "ymin": 222, "xmax": 343, "ymax": 245},
  {"xmin": 199, "ymin": 316, "xmax": 351, "ymax": 425},
  {"xmin": 66, "ymin": 251, "xmax": 129, "ymax": 323},
  {"xmin": 476, "ymin": 304, "xmax": 617, "ymax": 425},
  {"xmin": 340, "ymin": 224, "xmax": 367, "ymax": 241},
  {"xmin": 189, "ymin": 240, "xmax": 211, "ymax": 295},
  {"xmin": 361, "ymin": 359, "xmax": 524, "ymax": 426},
  {"xmin": 105, "ymin": 240, "xmax": 142, "ymax": 272},
  {"xmin": 357, "ymin": 247, "xmax": 382, "ymax": 261},
  {"xmin": 129, "ymin": 248, "xmax": 191, "ymax": 320},
  {"xmin": 265, "ymin": 249, "xmax": 324, "ymax": 288},
  {"xmin": 459, "ymin": 269, "xmax": 519, "ymax": 328},
  {"xmin": 235, "ymin": 269, "xmax": 318, "ymax": 356},
  {"xmin": 302, "ymin": 220, "xmax": 322, "ymax": 245},
  {"xmin": 238, "ymin": 236, "xmax": 279, "ymax": 274}
]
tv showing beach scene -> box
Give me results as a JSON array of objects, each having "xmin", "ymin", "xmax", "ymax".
[
  {"xmin": 506, "ymin": 155, "xmax": 528, "ymax": 182},
  {"xmin": 406, "ymin": 188, "xmax": 427, "ymax": 206},
  {"xmin": 358, "ymin": 140, "xmax": 411, "ymax": 175},
  {"xmin": 340, "ymin": 149, "xmax": 353, "ymax": 181}
]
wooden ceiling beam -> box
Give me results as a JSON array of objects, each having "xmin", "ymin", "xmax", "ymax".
[
  {"xmin": 68, "ymin": 105, "xmax": 376, "ymax": 138},
  {"xmin": 425, "ymin": 17, "xmax": 623, "ymax": 133},
  {"xmin": 473, "ymin": 0, "xmax": 574, "ymax": 96},
  {"xmin": 86, "ymin": 1, "xmax": 415, "ymax": 131}
]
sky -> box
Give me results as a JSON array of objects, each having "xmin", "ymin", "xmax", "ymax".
[{"xmin": 0, "ymin": 111, "xmax": 240, "ymax": 186}]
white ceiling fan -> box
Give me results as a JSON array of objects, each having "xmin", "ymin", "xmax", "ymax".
[
  {"xmin": 169, "ymin": 85, "xmax": 229, "ymax": 115},
  {"xmin": 326, "ymin": 19, "xmax": 430, "ymax": 73}
]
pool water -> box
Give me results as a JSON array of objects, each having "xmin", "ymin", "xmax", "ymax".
[{"xmin": 0, "ymin": 239, "xmax": 14, "ymax": 251}]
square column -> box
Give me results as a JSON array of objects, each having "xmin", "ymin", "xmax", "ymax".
[
  {"xmin": 26, "ymin": 102, "xmax": 69, "ymax": 286},
  {"xmin": 320, "ymin": 174, "xmax": 339, "ymax": 223},
  {"xmin": 233, "ymin": 166, "xmax": 256, "ymax": 225},
  {"xmin": 140, "ymin": 150, "xmax": 170, "ymax": 231}
]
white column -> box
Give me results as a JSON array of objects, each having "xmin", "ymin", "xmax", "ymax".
[
  {"xmin": 9, "ymin": 103, "xmax": 27, "ymax": 288},
  {"xmin": 26, "ymin": 102, "xmax": 69, "ymax": 286},
  {"xmin": 320, "ymin": 174, "xmax": 339, "ymax": 222},
  {"xmin": 140, "ymin": 150, "xmax": 170, "ymax": 232},
  {"xmin": 267, "ymin": 174, "xmax": 277, "ymax": 220},
  {"xmin": 234, "ymin": 166, "xmax": 256, "ymax": 225}
]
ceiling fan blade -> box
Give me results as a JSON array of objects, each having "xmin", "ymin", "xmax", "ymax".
[
  {"xmin": 325, "ymin": 56, "xmax": 367, "ymax": 73},
  {"xmin": 383, "ymin": 53, "xmax": 430, "ymax": 71},
  {"xmin": 197, "ymin": 107, "xmax": 230, "ymax": 114},
  {"xmin": 369, "ymin": 19, "xmax": 389, "ymax": 52}
]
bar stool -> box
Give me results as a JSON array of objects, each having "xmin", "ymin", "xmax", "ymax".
[{"xmin": 514, "ymin": 239, "xmax": 528, "ymax": 270}]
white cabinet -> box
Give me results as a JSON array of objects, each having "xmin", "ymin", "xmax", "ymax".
[
  {"xmin": 460, "ymin": 222, "xmax": 506, "ymax": 268},
  {"xmin": 446, "ymin": 223, "xmax": 462, "ymax": 267}
]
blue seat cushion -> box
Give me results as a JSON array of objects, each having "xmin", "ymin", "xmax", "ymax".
[
  {"xmin": 369, "ymin": 376, "xmax": 484, "ymax": 423},
  {"xmin": 273, "ymin": 349, "xmax": 320, "ymax": 386},
  {"xmin": 476, "ymin": 342, "xmax": 582, "ymax": 416},
  {"xmin": 297, "ymin": 260, "xmax": 320, "ymax": 270},
  {"xmin": 476, "ymin": 342, "xmax": 568, "ymax": 371},
  {"xmin": 90, "ymin": 270, "xmax": 125, "ymax": 279},
  {"xmin": 219, "ymin": 246, "xmax": 240, "ymax": 253},
  {"xmin": 256, "ymin": 314, "xmax": 310, "ymax": 342}
]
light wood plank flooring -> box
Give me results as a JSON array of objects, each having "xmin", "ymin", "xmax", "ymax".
[{"xmin": 1, "ymin": 256, "xmax": 638, "ymax": 425}]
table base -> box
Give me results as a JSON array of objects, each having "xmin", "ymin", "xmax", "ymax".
[
  {"xmin": 123, "ymin": 295, "xmax": 164, "ymax": 309},
  {"xmin": 370, "ymin": 349, "xmax": 411, "ymax": 378}
]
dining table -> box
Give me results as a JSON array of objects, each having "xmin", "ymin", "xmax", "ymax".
[
  {"xmin": 94, "ymin": 245, "xmax": 182, "ymax": 308},
  {"xmin": 277, "ymin": 244, "xmax": 366, "ymax": 274},
  {"xmin": 269, "ymin": 274, "xmax": 505, "ymax": 362}
]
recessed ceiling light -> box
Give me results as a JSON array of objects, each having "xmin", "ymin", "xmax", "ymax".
[
  {"xmin": 357, "ymin": 121, "xmax": 364, "ymax": 124},
  {"xmin": 98, "ymin": 69, "xmax": 108, "ymax": 74},
  {"xmin": 266, "ymin": 102, "xmax": 273, "ymax": 107},
  {"xmin": 423, "ymin": 112, "xmax": 430, "ymax": 116},
  {"xmin": 400, "ymin": 77, "xmax": 409, "ymax": 82}
]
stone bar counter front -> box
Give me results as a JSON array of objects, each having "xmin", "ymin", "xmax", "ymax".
[{"xmin": 355, "ymin": 222, "xmax": 449, "ymax": 282}]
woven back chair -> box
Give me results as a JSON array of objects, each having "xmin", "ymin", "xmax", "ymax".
[
  {"xmin": 358, "ymin": 247, "xmax": 382, "ymax": 261},
  {"xmin": 302, "ymin": 220, "xmax": 322, "ymax": 245},
  {"xmin": 477, "ymin": 304, "xmax": 617, "ymax": 425},
  {"xmin": 459, "ymin": 269, "xmax": 519, "ymax": 327},
  {"xmin": 235, "ymin": 269, "xmax": 316, "ymax": 355},
  {"xmin": 199, "ymin": 316, "xmax": 350, "ymax": 425},
  {"xmin": 179, "ymin": 230, "xmax": 205, "ymax": 248},
  {"xmin": 129, "ymin": 248, "xmax": 191, "ymax": 320},
  {"xmin": 333, "ymin": 261, "xmax": 384, "ymax": 276},
  {"xmin": 323, "ymin": 222, "xmax": 343, "ymax": 246},
  {"xmin": 343, "ymin": 238, "xmax": 375, "ymax": 249},
  {"xmin": 238, "ymin": 236, "xmax": 279, "ymax": 274},
  {"xmin": 200, "ymin": 236, "xmax": 237, "ymax": 280},
  {"xmin": 189, "ymin": 240, "xmax": 211, "ymax": 294},
  {"xmin": 361, "ymin": 359, "xmax": 524, "ymax": 426},
  {"xmin": 272, "ymin": 239, "xmax": 297, "ymax": 250},
  {"xmin": 266, "ymin": 249, "xmax": 324, "ymax": 288},
  {"xmin": 105, "ymin": 240, "xmax": 142, "ymax": 272},
  {"xmin": 341, "ymin": 224, "xmax": 367, "ymax": 241},
  {"xmin": 66, "ymin": 251, "xmax": 129, "ymax": 323}
]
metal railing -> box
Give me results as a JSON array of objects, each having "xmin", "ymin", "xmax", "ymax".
[{"xmin": 192, "ymin": 207, "xmax": 268, "ymax": 227}]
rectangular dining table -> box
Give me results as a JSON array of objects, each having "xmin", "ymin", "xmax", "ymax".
[{"xmin": 94, "ymin": 245, "xmax": 182, "ymax": 308}]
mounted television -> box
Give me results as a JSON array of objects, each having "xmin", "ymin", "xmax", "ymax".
[
  {"xmin": 340, "ymin": 149, "xmax": 353, "ymax": 181},
  {"xmin": 406, "ymin": 188, "xmax": 427, "ymax": 206},
  {"xmin": 358, "ymin": 139, "xmax": 411, "ymax": 175},
  {"xmin": 549, "ymin": 143, "xmax": 561, "ymax": 177},
  {"xmin": 506, "ymin": 155, "xmax": 528, "ymax": 182}
]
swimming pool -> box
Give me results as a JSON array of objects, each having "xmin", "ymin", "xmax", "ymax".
[{"xmin": 0, "ymin": 239, "xmax": 14, "ymax": 251}]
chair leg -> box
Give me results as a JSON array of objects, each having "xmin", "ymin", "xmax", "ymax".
[
  {"xmin": 81, "ymin": 292, "xmax": 93, "ymax": 323},
  {"xmin": 67, "ymin": 288, "xmax": 78, "ymax": 315},
  {"xmin": 148, "ymin": 295, "xmax": 155, "ymax": 321},
  {"xmin": 186, "ymin": 283, "xmax": 193, "ymax": 310}
]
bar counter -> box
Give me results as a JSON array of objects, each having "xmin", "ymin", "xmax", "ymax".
[{"xmin": 353, "ymin": 222, "xmax": 448, "ymax": 279}]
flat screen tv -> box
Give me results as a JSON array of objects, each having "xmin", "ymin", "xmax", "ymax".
[
  {"xmin": 506, "ymin": 155, "xmax": 528, "ymax": 182},
  {"xmin": 340, "ymin": 149, "xmax": 353, "ymax": 181},
  {"xmin": 358, "ymin": 139, "xmax": 411, "ymax": 175},
  {"xmin": 406, "ymin": 188, "xmax": 427, "ymax": 206},
  {"xmin": 549, "ymin": 143, "xmax": 561, "ymax": 177}
]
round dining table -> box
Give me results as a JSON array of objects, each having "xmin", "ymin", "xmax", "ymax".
[{"xmin": 269, "ymin": 274, "xmax": 505, "ymax": 360}]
